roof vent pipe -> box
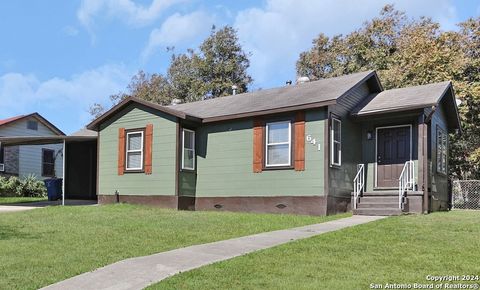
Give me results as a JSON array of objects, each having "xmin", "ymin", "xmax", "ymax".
[
  {"xmin": 170, "ymin": 98, "xmax": 183, "ymax": 105},
  {"xmin": 297, "ymin": 76, "xmax": 310, "ymax": 84},
  {"xmin": 286, "ymin": 80, "xmax": 292, "ymax": 86},
  {"xmin": 232, "ymin": 85, "xmax": 238, "ymax": 95}
]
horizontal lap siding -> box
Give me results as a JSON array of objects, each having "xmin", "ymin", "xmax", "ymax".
[
  {"xmin": 0, "ymin": 117, "xmax": 63, "ymax": 178},
  {"xmin": 429, "ymin": 105, "xmax": 449, "ymax": 210},
  {"xmin": 329, "ymin": 83, "xmax": 369, "ymax": 198},
  {"xmin": 195, "ymin": 109, "xmax": 326, "ymax": 197},
  {"xmin": 98, "ymin": 104, "xmax": 177, "ymax": 196}
]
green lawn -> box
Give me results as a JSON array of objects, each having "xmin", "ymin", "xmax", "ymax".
[
  {"xmin": 153, "ymin": 211, "xmax": 480, "ymax": 290},
  {"xmin": 0, "ymin": 204, "xmax": 347, "ymax": 290},
  {"xmin": 0, "ymin": 197, "xmax": 47, "ymax": 204}
]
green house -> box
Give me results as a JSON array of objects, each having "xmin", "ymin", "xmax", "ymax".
[{"xmin": 87, "ymin": 70, "xmax": 461, "ymax": 216}]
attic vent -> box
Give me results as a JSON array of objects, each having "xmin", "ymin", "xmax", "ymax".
[
  {"xmin": 170, "ymin": 98, "xmax": 183, "ymax": 105},
  {"xmin": 276, "ymin": 204, "xmax": 287, "ymax": 209},
  {"xmin": 296, "ymin": 76, "xmax": 310, "ymax": 84},
  {"xmin": 214, "ymin": 204, "xmax": 223, "ymax": 209},
  {"xmin": 27, "ymin": 120, "xmax": 38, "ymax": 130}
]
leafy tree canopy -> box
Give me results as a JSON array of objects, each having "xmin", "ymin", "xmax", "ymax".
[
  {"xmin": 297, "ymin": 5, "xmax": 480, "ymax": 179},
  {"xmin": 90, "ymin": 25, "xmax": 252, "ymax": 118}
]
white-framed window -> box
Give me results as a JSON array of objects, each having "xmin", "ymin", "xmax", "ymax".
[
  {"xmin": 436, "ymin": 127, "xmax": 447, "ymax": 174},
  {"xmin": 182, "ymin": 129, "xmax": 195, "ymax": 170},
  {"xmin": 330, "ymin": 117, "xmax": 341, "ymax": 166},
  {"xmin": 265, "ymin": 121, "xmax": 291, "ymax": 167},
  {"xmin": 126, "ymin": 131, "xmax": 144, "ymax": 171}
]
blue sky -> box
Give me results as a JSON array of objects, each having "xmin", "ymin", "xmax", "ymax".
[{"xmin": 1, "ymin": 0, "xmax": 479, "ymax": 134}]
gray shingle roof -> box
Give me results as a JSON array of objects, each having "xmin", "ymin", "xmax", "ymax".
[
  {"xmin": 167, "ymin": 70, "xmax": 376, "ymax": 121},
  {"xmin": 71, "ymin": 128, "xmax": 98, "ymax": 137},
  {"xmin": 353, "ymin": 81, "xmax": 451, "ymax": 116}
]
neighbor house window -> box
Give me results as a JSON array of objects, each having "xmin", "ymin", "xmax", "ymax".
[
  {"xmin": 0, "ymin": 142, "xmax": 4, "ymax": 172},
  {"xmin": 330, "ymin": 117, "xmax": 342, "ymax": 166},
  {"xmin": 27, "ymin": 120, "xmax": 38, "ymax": 130},
  {"xmin": 126, "ymin": 131, "xmax": 144, "ymax": 171},
  {"xmin": 42, "ymin": 149, "xmax": 55, "ymax": 177},
  {"xmin": 437, "ymin": 127, "xmax": 447, "ymax": 174},
  {"xmin": 182, "ymin": 129, "xmax": 195, "ymax": 170},
  {"xmin": 265, "ymin": 121, "xmax": 291, "ymax": 167}
]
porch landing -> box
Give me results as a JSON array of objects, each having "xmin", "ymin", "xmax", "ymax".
[{"xmin": 352, "ymin": 191, "xmax": 423, "ymax": 216}]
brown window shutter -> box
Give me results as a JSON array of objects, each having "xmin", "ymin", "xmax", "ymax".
[
  {"xmin": 253, "ymin": 119, "xmax": 264, "ymax": 173},
  {"xmin": 145, "ymin": 124, "xmax": 153, "ymax": 174},
  {"xmin": 294, "ymin": 111, "xmax": 306, "ymax": 171},
  {"xmin": 118, "ymin": 128, "xmax": 126, "ymax": 175}
]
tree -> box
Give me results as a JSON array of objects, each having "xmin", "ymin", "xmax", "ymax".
[
  {"xmin": 90, "ymin": 25, "xmax": 252, "ymax": 116},
  {"xmin": 296, "ymin": 5, "xmax": 480, "ymax": 179}
]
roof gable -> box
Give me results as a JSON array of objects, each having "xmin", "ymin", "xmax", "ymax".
[
  {"xmin": 0, "ymin": 113, "xmax": 65, "ymax": 136},
  {"xmin": 352, "ymin": 81, "xmax": 461, "ymax": 131}
]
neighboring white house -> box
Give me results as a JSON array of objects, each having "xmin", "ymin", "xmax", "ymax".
[{"xmin": 0, "ymin": 113, "xmax": 64, "ymax": 179}]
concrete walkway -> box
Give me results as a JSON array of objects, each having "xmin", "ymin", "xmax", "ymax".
[
  {"xmin": 0, "ymin": 200, "xmax": 97, "ymax": 213},
  {"xmin": 42, "ymin": 215, "xmax": 385, "ymax": 290}
]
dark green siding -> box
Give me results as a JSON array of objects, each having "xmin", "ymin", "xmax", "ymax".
[
  {"xmin": 361, "ymin": 117, "xmax": 419, "ymax": 192},
  {"xmin": 194, "ymin": 109, "xmax": 327, "ymax": 197},
  {"xmin": 179, "ymin": 171, "xmax": 196, "ymax": 197},
  {"xmin": 429, "ymin": 105, "xmax": 449, "ymax": 210},
  {"xmin": 98, "ymin": 103, "xmax": 177, "ymax": 196},
  {"xmin": 328, "ymin": 83, "xmax": 370, "ymax": 200}
]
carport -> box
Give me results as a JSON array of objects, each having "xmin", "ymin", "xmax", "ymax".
[{"xmin": 0, "ymin": 129, "xmax": 97, "ymax": 205}]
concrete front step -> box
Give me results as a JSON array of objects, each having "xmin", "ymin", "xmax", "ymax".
[
  {"xmin": 353, "ymin": 208, "xmax": 403, "ymax": 216},
  {"xmin": 357, "ymin": 202, "xmax": 399, "ymax": 209},
  {"xmin": 358, "ymin": 196, "xmax": 398, "ymax": 203},
  {"xmin": 362, "ymin": 191, "xmax": 398, "ymax": 196}
]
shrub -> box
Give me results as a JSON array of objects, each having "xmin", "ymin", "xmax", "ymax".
[{"xmin": 0, "ymin": 175, "xmax": 47, "ymax": 197}]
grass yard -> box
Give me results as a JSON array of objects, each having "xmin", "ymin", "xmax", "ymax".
[
  {"xmin": 153, "ymin": 211, "xmax": 480, "ymax": 290},
  {"xmin": 0, "ymin": 196, "xmax": 47, "ymax": 204},
  {"xmin": 0, "ymin": 203, "xmax": 347, "ymax": 290}
]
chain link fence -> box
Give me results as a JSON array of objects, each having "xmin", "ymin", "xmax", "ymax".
[{"xmin": 452, "ymin": 180, "xmax": 480, "ymax": 210}]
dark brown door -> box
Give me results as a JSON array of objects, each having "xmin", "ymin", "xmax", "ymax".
[{"xmin": 377, "ymin": 126, "xmax": 411, "ymax": 188}]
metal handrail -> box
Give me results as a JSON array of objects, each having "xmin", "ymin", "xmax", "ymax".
[
  {"xmin": 398, "ymin": 161, "xmax": 414, "ymax": 210},
  {"xmin": 353, "ymin": 164, "xmax": 365, "ymax": 209}
]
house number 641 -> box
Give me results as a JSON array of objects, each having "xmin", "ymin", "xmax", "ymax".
[{"xmin": 306, "ymin": 134, "xmax": 321, "ymax": 151}]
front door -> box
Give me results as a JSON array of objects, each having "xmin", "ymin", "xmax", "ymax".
[{"xmin": 376, "ymin": 126, "xmax": 411, "ymax": 188}]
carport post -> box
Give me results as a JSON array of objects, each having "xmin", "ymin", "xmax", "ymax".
[{"xmin": 62, "ymin": 139, "xmax": 65, "ymax": 206}]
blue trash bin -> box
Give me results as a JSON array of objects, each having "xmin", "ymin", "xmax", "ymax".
[{"xmin": 44, "ymin": 178, "xmax": 63, "ymax": 201}]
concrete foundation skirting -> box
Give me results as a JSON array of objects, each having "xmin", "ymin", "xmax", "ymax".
[
  {"xmin": 405, "ymin": 195, "xmax": 423, "ymax": 214},
  {"xmin": 326, "ymin": 195, "xmax": 351, "ymax": 215},
  {"xmin": 98, "ymin": 194, "xmax": 346, "ymax": 216},
  {"xmin": 195, "ymin": 196, "xmax": 327, "ymax": 216}
]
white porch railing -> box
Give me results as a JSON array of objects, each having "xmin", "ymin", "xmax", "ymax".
[
  {"xmin": 353, "ymin": 164, "xmax": 365, "ymax": 209},
  {"xmin": 398, "ymin": 161, "xmax": 414, "ymax": 210}
]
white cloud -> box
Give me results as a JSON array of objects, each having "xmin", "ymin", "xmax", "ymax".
[
  {"xmin": 233, "ymin": 0, "xmax": 459, "ymax": 86},
  {"xmin": 77, "ymin": 0, "xmax": 183, "ymax": 30},
  {"xmin": 0, "ymin": 64, "xmax": 130, "ymax": 133},
  {"xmin": 142, "ymin": 11, "xmax": 214, "ymax": 61}
]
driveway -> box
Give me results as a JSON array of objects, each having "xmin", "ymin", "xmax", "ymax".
[{"xmin": 0, "ymin": 200, "xmax": 97, "ymax": 213}]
